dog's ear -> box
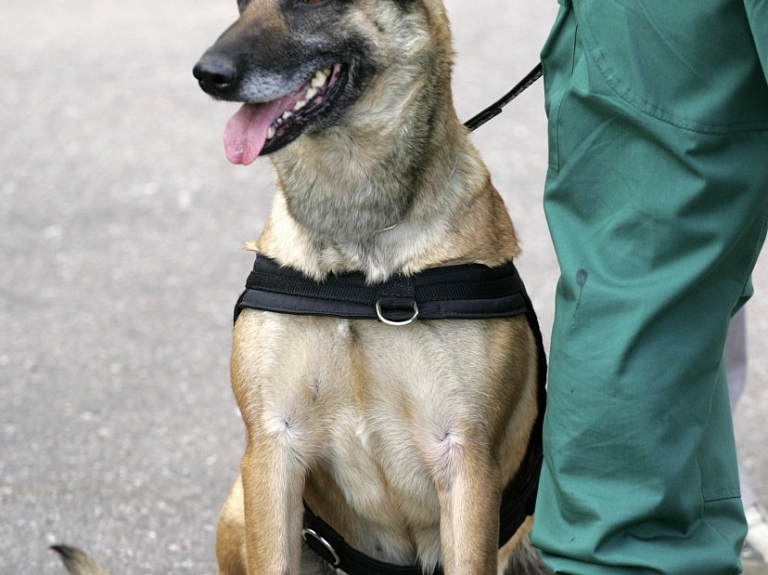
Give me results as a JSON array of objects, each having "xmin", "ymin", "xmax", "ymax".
[{"xmin": 50, "ymin": 546, "xmax": 112, "ymax": 575}]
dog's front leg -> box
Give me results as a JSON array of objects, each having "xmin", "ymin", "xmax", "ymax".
[
  {"xmin": 436, "ymin": 449, "xmax": 501, "ymax": 575},
  {"xmin": 240, "ymin": 438, "xmax": 306, "ymax": 575}
]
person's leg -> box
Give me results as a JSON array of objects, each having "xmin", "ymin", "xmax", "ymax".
[
  {"xmin": 531, "ymin": 1, "xmax": 768, "ymax": 572},
  {"xmin": 725, "ymin": 310, "xmax": 757, "ymax": 511},
  {"xmin": 731, "ymin": 4, "xmax": 768, "ymax": 561},
  {"xmin": 726, "ymin": 309, "xmax": 768, "ymax": 561}
]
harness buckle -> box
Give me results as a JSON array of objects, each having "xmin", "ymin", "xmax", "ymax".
[
  {"xmin": 375, "ymin": 301, "xmax": 420, "ymax": 326},
  {"xmin": 302, "ymin": 528, "xmax": 341, "ymax": 568}
]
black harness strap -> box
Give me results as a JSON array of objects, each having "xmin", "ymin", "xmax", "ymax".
[
  {"xmin": 236, "ymin": 256, "xmax": 531, "ymax": 323},
  {"xmin": 234, "ymin": 256, "xmax": 547, "ymax": 575},
  {"xmin": 302, "ymin": 504, "xmax": 435, "ymax": 575}
]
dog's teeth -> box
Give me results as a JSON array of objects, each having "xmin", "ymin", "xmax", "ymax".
[
  {"xmin": 311, "ymin": 70, "xmax": 328, "ymax": 88},
  {"xmin": 294, "ymin": 99, "xmax": 308, "ymax": 111},
  {"xmin": 267, "ymin": 126, "xmax": 276, "ymax": 140},
  {"xmin": 305, "ymin": 87, "xmax": 318, "ymax": 101},
  {"xmin": 282, "ymin": 111, "xmax": 293, "ymax": 120}
]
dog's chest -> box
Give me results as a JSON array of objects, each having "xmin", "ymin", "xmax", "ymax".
[{"xmin": 233, "ymin": 310, "xmax": 506, "ymax": 528}]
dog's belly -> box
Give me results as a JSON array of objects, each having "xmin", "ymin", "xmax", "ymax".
[{"xmin": 233, "ymin": 310, "xmax": 533, "ymax": 566}]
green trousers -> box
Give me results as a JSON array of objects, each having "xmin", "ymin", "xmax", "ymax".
[{"xmin": 530, "ymin": 1, "xmax": 768, "ymax": 573}]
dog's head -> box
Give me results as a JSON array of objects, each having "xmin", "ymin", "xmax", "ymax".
[{"xmin": 193, "ymin": 0, "xmax": 452, "ymax": 165}]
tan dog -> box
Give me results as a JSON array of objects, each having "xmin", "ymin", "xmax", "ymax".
[{"xmin": 192, "ymin": 1, "xmax": 548, "ymax": 574}]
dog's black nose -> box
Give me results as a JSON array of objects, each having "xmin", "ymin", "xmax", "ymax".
[{"xmin": 193, "ymin": 54, "xmax": 238, "ymax": 95}]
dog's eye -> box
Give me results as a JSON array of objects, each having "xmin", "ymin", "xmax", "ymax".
[{"xmin": 298, "ymin": 0, "xmax": 331, "ymax": 5}]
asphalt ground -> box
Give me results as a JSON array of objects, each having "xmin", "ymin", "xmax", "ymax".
[{"xmin": 1, "ymin": 1, "xmax": 767, "ymax": 574}]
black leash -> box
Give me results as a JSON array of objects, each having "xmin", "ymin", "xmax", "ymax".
[{"xmin": 464, "ymin": 63, "xmax": 543, "ymax": 132}]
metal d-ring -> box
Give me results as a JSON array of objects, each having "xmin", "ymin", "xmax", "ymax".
[
  {"xmin": 375, "ymin": 301, "xmax": 420, "ymax": 326},
  {"xmin": 302, "ymin": 528, "xmax": 341, "ymax": 568}
]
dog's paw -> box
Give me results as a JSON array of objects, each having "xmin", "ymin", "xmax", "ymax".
[{"xmin": 50, "ymin": 545, "xmax": 112, "ymax": 575}]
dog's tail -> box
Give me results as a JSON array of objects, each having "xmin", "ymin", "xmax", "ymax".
[
  {"xmin": 506, "ymin": 538, "xmax": 554, "ymax": 575},
  {"xmin": 50, "ymin": 545, "xmax": 113, "ymax": 575}
]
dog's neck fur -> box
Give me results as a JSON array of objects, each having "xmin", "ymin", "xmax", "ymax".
[{"xmin": 255, "ymin": 39, "xmax": 520, "ymax": 282}]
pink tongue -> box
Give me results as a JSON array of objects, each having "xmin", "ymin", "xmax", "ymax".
[{"xmin": 223, "ymin": 100, "xmax": 286, "ymax": 165}]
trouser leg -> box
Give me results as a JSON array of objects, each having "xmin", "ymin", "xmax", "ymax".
[{"xmin": 530, "ymin": 3, "xmax": 768, "ymax": 573}]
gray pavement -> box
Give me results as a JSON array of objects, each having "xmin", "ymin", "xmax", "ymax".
[{"xmin": 1, "ymin": 1, "xmax": 767, "ymax": 574}]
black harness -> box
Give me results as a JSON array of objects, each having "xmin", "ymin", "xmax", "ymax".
[
  {"xmin": 237, "ymin": 256, "xmax": 536, "ymax": 324},
  {"xmin": 234, "ymin": 256, "xmax": 547, "ymax": 575}
]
